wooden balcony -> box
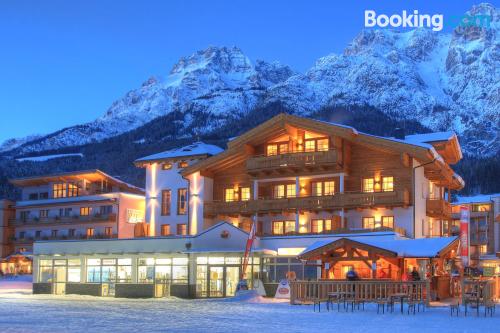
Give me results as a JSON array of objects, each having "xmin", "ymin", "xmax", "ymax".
[
  {"xmin": 246, "ymin": 150, "xmax": 339, "ymax": 175},
  {"xmin": 9, "ymin": 213, "xmax": 117, "ymax": 226},
  {"xmin": 204, "ymin": 190, "xmax": 410, "ymax": 216},
  {"xmin": 426, "ymin": 199, "xmax": 451, "ymax": 219}
]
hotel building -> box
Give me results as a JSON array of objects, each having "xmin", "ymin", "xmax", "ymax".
[
  {"xmin": 31, "ymin": 114, "xmax": 465, "ymax": 298},
  {"xmin": 8, "ymin": 169, "xmax": 146, "ymax": 255}
]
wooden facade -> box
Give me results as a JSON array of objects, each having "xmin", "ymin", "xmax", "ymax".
[{"xmin": 182, "ymin": 113, "xmax": 464, "ymax": 237}]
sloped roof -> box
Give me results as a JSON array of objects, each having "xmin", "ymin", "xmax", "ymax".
[
  {"xmin": 135, "ymin": 142, "xmax": 224, "ymax": 163},
  {"xmin": 404, "ymin": 132, "xmax": 456, "ymax": 144},
  {"xmin": 300, "ymin": 235, "xmax": 458, "ymax": 258},
  {"xmin": 454, "ymin": 193, "xmax": 500, "ymax": 204}
]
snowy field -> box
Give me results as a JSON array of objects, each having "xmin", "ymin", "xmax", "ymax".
[{"xmin": 0, "ymin": 277, "xmax": 498, "ymax": 333}]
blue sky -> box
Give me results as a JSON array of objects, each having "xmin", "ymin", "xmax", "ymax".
[{"xmin": 0, "ymin": 0, "xmax": 486, "ymax": 143}]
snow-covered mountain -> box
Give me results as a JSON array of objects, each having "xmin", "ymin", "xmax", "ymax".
[{"xmin": 3, "ymin": 3, "xmax": 498, "ymax": 156}]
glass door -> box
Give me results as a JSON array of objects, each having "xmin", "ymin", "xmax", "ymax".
[
  {"xmin": 209, "ymin": 267, "xmax": 224, "ymax": 297},
  {"xmin": 225, "ymin": 267, "xmax": 240, "ymax": 297},
  {"xmin": 53, "ymin": 266, "xmax": 67, "ymax": 295}
]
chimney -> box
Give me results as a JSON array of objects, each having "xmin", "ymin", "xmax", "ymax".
[{"xmin": 393, "ymin": 128, "xmax": 405, "ymax": 140}]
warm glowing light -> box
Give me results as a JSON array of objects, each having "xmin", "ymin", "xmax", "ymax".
[
  {"xmin": 277, "ymin": 247, "xmax": 306, "ymax": 256},
  {"xmin": 189, "ymin": 172, "xmax": 203, "ymax": 235},
  {"xmin": 147, "ymin": 163, "xmax": 158, "ymax": 236}
]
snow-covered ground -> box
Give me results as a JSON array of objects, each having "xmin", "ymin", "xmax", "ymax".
[{"xmin": 0, "ymin": 277, "xmax": 497, "ymax": 333}]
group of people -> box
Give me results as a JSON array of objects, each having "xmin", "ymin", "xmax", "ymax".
[{"xmin": 345, "ymin": 267, "xmax": 421, "ymax": 281}]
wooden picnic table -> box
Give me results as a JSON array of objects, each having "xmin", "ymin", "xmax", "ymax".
[{"xmin": 389, "ymin": 292, "xmax": 409, "ymax": 313}]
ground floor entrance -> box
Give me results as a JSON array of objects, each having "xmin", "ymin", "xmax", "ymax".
[{"xmin": 197, "ymin": 266, "xmax": 240, "ymax": 298}]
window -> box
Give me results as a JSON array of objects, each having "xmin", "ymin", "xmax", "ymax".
[
  {"xmin": 68, "ymin": 229, "xmax": 75, "ymax": 237},
  {"xmin": 177, "ymin": 224, "xmax": 187, "ymax": 235},
  {"xmin": 381, "ymin": 216, "xmax": 394, "ymax": 229},
  {"xmin": 28, "ymin": 193, "xmax": 38, "ymax": 200},
  {"xmin": 286, "ymin": 184, "xmax": 296, "ymax": 198},
  {"xmin": 20, "ymin": 211, "xmax": 30, "ymax": 221},
  {"xmin": 382, "ymin": 177, "xmax": 394, "ymax": 192},
  {"xmin": 86, "ymin": 228, "xmax": 94, "ymax": 238},
  {"xmin": 162, "ymin": 163, "xmax": 172, "ymax": 170},
  {"xmin": 311, "ymin": 219, "xmax": 333, "ymax": 233},
  {"xmin": 53, "ymin": 183, "xmax": 66, "ymax": 198},
  {"xmin": 19, "ymin": 231, "xmax": 26, "ymax": 239},
  {"xmin": 272, "ymin": 221, "xmax": 295, "ymax": 235},
  {"xmin": 35, "ymin": 230, "xmax": 41, "ymax": 239},
  {"xmin": 80, "ymin": 207, "xmax": 91, "ymax": 216},
  {"xmin": 363, "ymin": 178, "xmax": 374, "ymax": 193},
  {"xmin": 267, "ymin": 144, "xmax": 278, "ymax": 156},
  {"xmin": 324, "ymin": 181, "xmax": 335, "ymax": 195},
  {"xmin": 225, "ymin": 188, "xmax": 235, "ymax": 202},
  {"xmin": 279, "ymin": 143, "xmax": 289, "ymax": 154},
  {"xmin": 67, "ymin": 183, "xmax": 79, "ymax": 197},
  {"xmin": 305, "ymin": 140, "xmax": 316, "ymax": 152},
  {"xmin": 312, "ymin": 181, "xmax": 335, "ymax": 196},
  {"xmin": 64, "ymin": 208, "xmax": 72, "ymax": 217},
  {"xmin": 39, "ymin": 210, "xmax": 49, "ymax": 218},
  {"xmin": 177, "ymin": 189, "xmax": 187, "ymax": 215},
  {"xmin": 51, "ymin": 230, "xmax": 58, "ymax": 238},
  {"xmin": 472, "ymin": 204, "xmax": 491, "ymax": 212},
  {"xmin": 100, "ymin": 205, "xmax": 113, "ymax": 215},
  {"xmin": 39, "ymin": 192, "xmax": 49, "ymax": 199},
  {"xmin": 479, "ymin": 245, "xmax": 488, "ymax": 255},
  {"xmin": 241, "ymin": 187, "xmax": 251, "ymax": 201},
  {"xmin": 362, "ymin": 217, "xmax": 375, "ymax": 229},
  {"xmin": 161, "ymin": 190, "xmax": 171, "ymax": 215},
  {"xmin": 161, "ymin": 224, "xmax": 171, "ymax": 236},
  {"xmin": 178, "ymin": 161, "xmax": 189, "ymax": 168},
  {"xmin": 273, "ymin": 185, "xmax": 285, "ymax": 199},
  {"xmin": 104, "ymin": 227, "xmax": 113, "ymax": 237},
  {"xmin": 317, "ymin": 138, "xmax": 329, "ymax": 151}
]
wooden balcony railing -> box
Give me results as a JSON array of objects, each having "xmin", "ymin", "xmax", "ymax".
[
  {"xmin": 290, "ymin": 280, "xmax": 430, "ymax": 305},
  {"xmin": 426, "ymin": 199, "xmax": 451, "ymax": 219},
  {"xmin": 246, "ymin": 149, "xmax": 338, "ymax": 174},
  {"xmin": 204, "ymin": 190, "xmax": 410, "ymax": 216},
  {"xmin": 9, "ymin": 213, "xmax": 117, "ymax": 226}
]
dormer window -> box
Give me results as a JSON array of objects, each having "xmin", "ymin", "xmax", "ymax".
[{"xmin": 162, "ymin": 163, "xmax": 173, "ymax": 170}]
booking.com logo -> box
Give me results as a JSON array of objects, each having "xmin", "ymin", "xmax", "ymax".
[{"xmin": 365, "ymin": 10, "xmax": 492, "ymax": 32}]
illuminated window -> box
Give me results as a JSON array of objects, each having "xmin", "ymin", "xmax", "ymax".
[
  {"xmin": 67, "ymin": 183, "xmax": 79, "ymax": 197},
  {"xmin": 225, "ymin": 188, "xmax": 235, "ymax": 202},
  {"xmin": 479, "ymin": 245, "xmax": 487, "ymax": 255},
  {"xmin": 273, "ymin": 221, "xmax": 295, "ymax": 234},
  {"xmin": 161, "ymin": 224, "xmax": 170, "ymax": 236},
  {"xmin": 161, "ymin": 190, "xmax": 171, "ymax": 215},
  {"xmin": 279, "ymin": 143, "xmax": 289, "ymax": 154},
  {"xmin": 324, "ymin": 181, "xmax": 335, "ymax": 195},
  {"xmin": 382, "ymin": 177, "xmax": 394, "ymax": 192},
  {"xmin": 80, "ymin": 207, "xmax": 91, "ymax": 216},
  {"xmin": 362, "ymin": 217, "xmax": 375, "ymax": 229},
  {"xmin": 177, "ymin": 189, "xmax": 188, "ymax": 215},
  {"xmin": 267, "ymin": 144, "xmax": 278, "ymax": 156},
  {"xmin": 286, "ymin": 184, "xmax": 296, "ymax": 198},
  {"xmin": 86, "ymin": 228, "xmax": 94, "ymax": 237},
  {"xmin": 382, "ymin": 216, "xmax": 394, "ymax": 229},
  {"xmin": 305, "ymin": 140, "xmax": 316, "ymax": 152},
  {"xmin": 285, "ymin": 221, "xmax": 295, "ymax": 234},
  {"xmin": 53, "ymin": 183, "xmax": 66, "ymax": 198},
  {"xmin": 317, "ymin": 138, "xmax": 329, "ymax": 151},
  {"xmin": 363, "ymin": 178, "xmax": 374, "ymax": 193},
  {"xmin": 176, "ymin": 224, "xmax": 187, "ymax": 235},
  {"xmin": 241, "ymin": 187, "xmax": 251, "ymax": 201},
  {"xmin": 472, "ymin": 204, "xmax": 491, "ymax": 212},
  {"xmin": 162, "ymin": 163, "xmax": 172, "ymax": 170},
  {"xmin": 312, "ymin": 182, "xmax": 322, "ymax": 196},
  {"xmin": 311, "ymin": 220, "xmax": 323, "ymax": 233},
  {"xmin": 274, "ymin": 185, "xmax": 285, "ymax": 199},
  {"xmin": 325, "ymin": 219, "xmax": 332, "ymax": 231},
  {"xmin": 178, "ymin": 161, "xmax": 189, "ymax": 168},
  {"xmin": 104, "ymin": 227, "xmax": 113, "ymax": 237}
]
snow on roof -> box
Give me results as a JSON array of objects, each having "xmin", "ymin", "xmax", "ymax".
[
  {"xmin": 136, "ymin": 142, "xmax": 224, "ymax": 162},
  {"xmin": 454, "ymin": 193, "xmax": 500, "ymax": 204},
  {"xmin": 300, "ymin": 235, "xmax": 457, "ymax": 258},
  {"xmin": 404, "ymin": 131, "xmax": 455, "ymax": 144}
]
